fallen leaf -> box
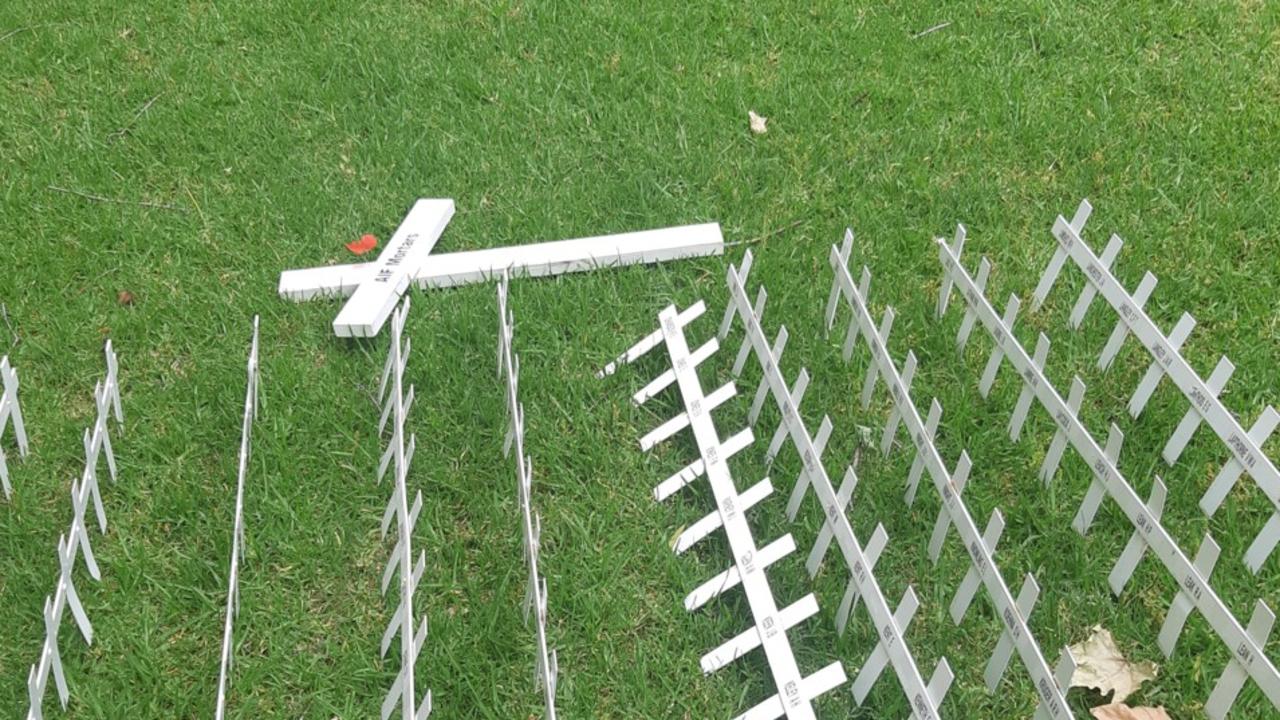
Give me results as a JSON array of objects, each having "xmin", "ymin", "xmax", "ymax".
[
  {"xmin": 1069, "ymin": 626, "xmax": 1158, "ymax": 703},
  {"xmin": 748, "ymin": 110, "xmax": 768, "ymax": 134},
  {"xmin": 346, "ymin": 233, "xmax": 378, "ymax": 255},
  {"xmin": 1090, "ymin": 703, "xmax": 1172, "ymax": 720},
  {"xmin": 117, "ymin": 290, "xmax": 135, "ymax": 306}
]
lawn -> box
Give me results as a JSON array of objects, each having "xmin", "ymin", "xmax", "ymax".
[{"xmin": 2, "ymin": 1, "xmax": 1278, "ymax": 718}]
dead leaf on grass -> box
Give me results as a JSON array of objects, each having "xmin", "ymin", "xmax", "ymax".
[
  {"xmin": 748, "ymin": 110, "xmax": 768, "ymax": 134},
  {"xmin": 1069, "ymin": 625, "xmax": 1158, "ymax": 703}
]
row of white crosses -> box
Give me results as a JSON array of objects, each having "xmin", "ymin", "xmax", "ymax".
[
  {"xmin": 1, "ymin": 354, "xmax": 30, "ymax": 498},
  {"xmin": 27, "ymin": 342, "xmax": 124, "ymax": 720},
  {"xmin": 375, "ymin": 297, "xmax": 433, "ymax": 720},
  {"xmin": 214, "ymin": 318, "xmax": 262, "ymax": 720},
  {"xmin": 1031, "ymin": 199, "xmax": 1280, "ymax": 574},
  {"xmin": 601, "ymin": 296, "xmax": 847, "ymax": 719},
  {"xmin": 935, "ymin": 219, "xmax": 1279, "ymax": 719},
  {"xmin": 496, "ymin": 273, "xmax": 558, "ymax": 718},
  {"xmin": 822, "ymin": 235, "xmax": 1074, "ymax": 718},
  {"xmin": 275, "ymin": 197, "xmax": 725, "ymax": 337},
  {"xmin": 721, "ymin": 253, "xmax": 954, "ymax": 719}
]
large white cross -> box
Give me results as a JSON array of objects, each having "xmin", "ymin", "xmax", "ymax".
[{"xmin": 277, "ymin": 198, "xmax": 725, "ymax": 337}]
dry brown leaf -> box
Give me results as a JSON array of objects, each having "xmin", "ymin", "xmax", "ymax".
[
  {"xmin": 1069, "ymin": 626, "xmax": 1158, "ymax": 703},
  {"xmin": 1089, "ymin": 703, "xmax": 1172, "ymax": 720},
  {"xmin": 748, "ymin": 110, "xmax": 768, "ymax": 134}
]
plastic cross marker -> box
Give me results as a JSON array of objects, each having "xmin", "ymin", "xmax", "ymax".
[
  {"xmin": 1201, "ymin": 407, "xmax": 1280, "ymax": 517},
  {"xmin": 1009, "ymin": 334, "xmax": 1050, "ymax": 442},
  {"xmin": 26, "ymin": 343, "xmax": 124, "ymax": 720},
  {"xmin": 1162, "ymin": 356, "xmax": 1234, "ymax": 465},
  {"xmin": 881, "ymin": 351, "xmax": 917, "ymax": 457},
  {"xmin": 906, "ymin": 400, "xmax": 942, "ymax": 507},
  {"xmin": 1072, "ymin": 424, "xmax": 1125, "ymax": 536},
  {"xmin": 653, "ymin": 428, "xmax": 753, "ymax": 503},
  {"xmin": 748, "ymin": 327, "xmax": 788, "ymax": 426},
  {"xmin": 828, "ymin": 236, "xmax": 1076, "ymax": 718},
  {"xmin": 861, "ymin": 308, "xmax": 895, "ymax": 408},
  {"xmin": 984, "ymin": 575, "xmax": 1041, "ymax": 691},
  {"xmin": 1128, "ymin": 313, "xmax": 1196, "ymax": 418},
  {"xmin": 956, "ymin": 258, "xmax": 991, "ymax": 353},
  {"xmin": 928, "ymin": 452, "xmax": 972, "ymax": 564},
  {"xmin": 1029, "ymin": 198, "xmax": 1092, "ymax": 310},
  {"xmin": 949, "ymin": 508, "xmax": 1006, "ymax": 625},
  {"xmin": 1205, "ymin": 602, "xmax": 1276, "ymax": 720},
  {"xmin": 978, "ymin": 295, "xmax": 1020, "ymax": 398},
  {"xmin": 727, "ymin": 255, "xmax": 948, "ymax": 719},
  {"xmin": 499, "ymin": 272, "xmax": 561, "ymax": 720},
  {"xmin": 833, "ymin": 525, "xmax": 888, "ymax": 637},
  {"xmin": 805, "ymin": 466, "xmax": 858, "ymax": 577},
  {"xmin": 1109, "ymin": 478, "xmax": 1168, "ymax": 597},
  {"xmin": 784, "ymin": 415, "xmax": 830, "ymax": 520},
  {"xmin": 1039, "ymin": 377, "xmax": 1085, "ymax": 486},
  {"xmin": 1157, "ymin": 534, "xmax": 1221, "ymax": 658},
  {"xmin": 938, "ymin": 233, "xmax": 1280, "ymax": 714},
  {"xmin": 1, "ymin": 355, "xmax": 30, "ymax": 499},
  {"xmin": 1039, "ymin": 203, "xmax": 1280, "ymax": 574},
  {"xmin": 214, "ymin": 317, "xmax": 261, "ymax": 720},
  {"xmin": 1067, "ymin": 233, "xmax": 1124, "ymax": 329},
  {"xmin": 766, "ymin": 370, "xmax": 809, "ymax": 463},
  {"xmin": 1096, "ymin": 272, "xmax": 1157, "ymax": 371}
]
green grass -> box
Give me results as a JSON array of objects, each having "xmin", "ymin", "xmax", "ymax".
[{"xmin": 2, "ymin": 1, "xmax": 1279, "ymax": 717}]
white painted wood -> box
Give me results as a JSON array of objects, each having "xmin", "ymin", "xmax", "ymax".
[
  {"xmin": 332, "ymin": 199, "xmax": 455, "ymax": 338},
  {"xmin": 281, "ymin": 221, "xmax": 724, "ymax": 305},
  {"xmin": 215, "ymin": 317, "xmax": 261, "ymax": 720}
]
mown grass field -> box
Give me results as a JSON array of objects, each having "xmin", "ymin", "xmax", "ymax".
[{"xmin": 2, "ymin": 2, "xmax": 1278, "ymax": 718}]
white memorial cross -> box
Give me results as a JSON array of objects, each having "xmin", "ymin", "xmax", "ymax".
[
  {"xmin": 1, "ymin": 354, "xmax": 31, "ymax": 498},
  {"xmin": 722, "ymin": 252, "xmax": 954, "ymax": 719},
  {"xmin": 276, "ymin": 198, "xmax": 724, "ymax": 338},
  {"xmin": 938, "ymin": 229, "xmax": 1280, "ymax": 719},
  {"xmin": 603, "ymin": 301, "xmax": 846, "ymax": 720},
  {"xmin": 497, "ymin": 274, "xmax": 558, "ymax": 718},
  {"xmin": 214, "ymin": 317, "xmax": 261, "ymax": 720},
  {"xmin": 824, "ymin": 234, "xmax": 1072, "ymax": 718},
  {"xmin": 26, "ymin": 342, "xmax": 123, "ymax": 720},
  {"xmin": 376, "ymin": 298, "xmax": 432, "ymax": 720},
  {"xmin": 1031, "ymin": 199, "xmax": 1280, "ymax": 574}
]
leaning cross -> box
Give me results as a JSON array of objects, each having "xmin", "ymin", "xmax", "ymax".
[{"xmin": 277, "ymin": 198, "xmax": 725, "ymax": 337}]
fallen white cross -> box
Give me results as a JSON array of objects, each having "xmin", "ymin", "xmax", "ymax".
[
  {"xmin": 214, "ymin": 318, "xmax": 261, "ymax": 720},
  {"xmin": 1, "ymin": 354, "xmax": 30, "ymax": 498},
  {"xmin": 276, "ymin": 198, "xmax": 723, "ymax": 338}
]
